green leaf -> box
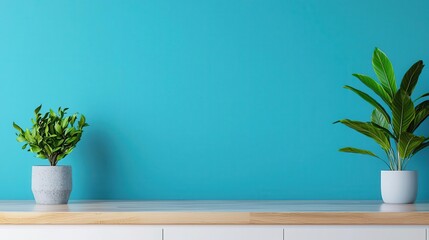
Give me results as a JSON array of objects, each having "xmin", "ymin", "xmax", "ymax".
[
  {"xmin": 344, "ymin": 85, "xmax": 391, "ymax": 123},
  {"xmin": 407, "ymin": 100, "xmax": 429, "ymax": 132},
  {"xmin": 400, "ymin": 60, "xmax": 424, "ymax": 96},
  {"xmin": 415, "ymin": 92, "xmax": 429, "ymax": 102},
  {"xmin": 372, "ymin": 48, "xmax": 397, "ymax": 99},
  {"xmin": 371, "ymin": 109, "xmax": 389, "ymax": 129},
  {"xmin": 370, "ymin": 122, "xmax": 396, "ymax": 141},
  {"xmin": 54, "ymin": 122, "xmax": 62, "ymax": 134},
  {"xmin": 70, "ymin": 114, "xmax": 77, "ymax": 125},
  {"xmin": 78, "ymin": 115, "xmax": 86, "ymax": 128},
  {"xmin": 339, "ymin": 147, "xmax": 381, "ymax": 159},
  {"xmin": 24, "ymin": 129, "xmax": 34, "ymax": 143},
  {"xmin": 61, "ymin": 118, "xmax": 69, "ymax": 129},
  {"xmin": 392, "ymin": 89, "xmax": 415, "ymax": 136},
  {"xmin": 16, "ymin": 136, "xmax": 26, "ymax": 142},
  {"xmin": 398, "ymin": 132, "xmax": 425, "ymax": 159},
  {"xmin": 44, "ymin": 145, "xmax": 53, "ymax": 155},
  {"xmin": 65, "ymin": 148, "xmax": 73, "ymax": 154},
  {"xmin": 49, "ymin": 109, "xmax": 56, "ymax": 117},
  {"xmin": 34, "ymin": 105, "xmax": 42, "ymax": 115},
  {"xmin": 336, "ymin": 119, "xmax": 391, "ymax": 150},
  {"xmin": 352, "ymin": 74, "xmax": 392, "ymax": 105},
  {"xmin": 15, "ymin": 105, "xmax": 88, "ymax": 164},
  {"xmin": 409, "ymin": 100, "xmax": 429, "ymax": 132},
  {"xmin": 53, "ymin": 146, "xmax": 62, "ymax": 152},
  {"xmin": 413, "ymin": 140, "xmax": 429, "ymax": 156},
  {"xmin": 13, "ymin": 122, "xmax": 24, "ymax": 133},
  {"xmin": 30, "ymin": 145, "xmax": 42, "ymax": 153}
]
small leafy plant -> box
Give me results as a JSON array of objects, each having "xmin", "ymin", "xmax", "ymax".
[
  {"xmin": 13, "ymin": 105, "xmax": 89, "ymax": 166},
  {"xmin": 335, "ymin": 48, "xmax": 429, "ymax": 170}
]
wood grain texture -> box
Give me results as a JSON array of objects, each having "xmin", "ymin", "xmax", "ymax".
[{"xmin": 0, "ymin": 201, "xmax": 428, "ymax": 225}]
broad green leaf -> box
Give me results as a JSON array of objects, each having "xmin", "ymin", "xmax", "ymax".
[
  {"xmin": 337, "ymin": 119, "xmax": 391, "ymax": 150},
  {"xmin": 21, "ymin": 144, "xmax": 28, "ymax": 150},
  {"xmin": 392, "ymin": 89, "xmax": 415, "ymax": 135},
  {"xmin": 372, "ymin": 48, "xmax": 397, "ymax": 99},
  {"xmin": 415, "ymin": 92, "xmax": 429, "ymax": 102},
  {"xmin": 398, "ymin": 132, "xmax": 425, "ymax": 159},
  {"xmin": 413, "ymin": 141, "xmax": 429, "ymax": 156},
  {"xmin": 408, "ymin": 100, "xmax": 429, "ymax": 132},
  {"xmin": 370, "ymin": 122, "xmax": 396, "ymax": 141},
  {"xmin": 400, "ymin": 60, "xmax": 424, "ymax": 96},
  {"xmin": 352, "ymin": 73, "xmax": 392, "ymax": 105},
  {"xmin": 371, "ymin": 109, "xmax": 389, "ymax": 129},
  {"xmin": 344, "ymin": 85, "xmax": 391, "ymax": 123},
  {"xmin": 370, "ymin": 109, "xmax": 396, "ymax": 140},
  {"xmin": 339, "ymin": 147, "xmax": 381, "ymax": 159}
]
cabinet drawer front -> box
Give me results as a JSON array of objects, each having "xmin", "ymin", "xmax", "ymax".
[
  {"xmin": 284, "ymin": 226, "xmax": 426, "ymax": 240},
  {"xmin": 0, "ymin": 225, "xmax": 162, "ymax": 240},
  {"xmin": 164, "ymin": 226, "xmax": 283, "ymax": 240}
]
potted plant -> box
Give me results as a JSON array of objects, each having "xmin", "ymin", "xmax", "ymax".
[
  {"xmin": 13, "ymin": 105, "xmax": 89, "ymax": 204},
  {"xmin": 335, "ymin": 48, "xmax": 429, "ymax": 204}
]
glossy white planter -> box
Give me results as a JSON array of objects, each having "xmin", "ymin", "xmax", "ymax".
[
  {"xmin": 32, "ymin": 166, "xmax": 72, "ymax": 205},
  {"xmin": 381, "ymin": 170, "xmax": 417, "ymax": 204}
]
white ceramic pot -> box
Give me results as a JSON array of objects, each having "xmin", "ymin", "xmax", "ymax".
[
  {"xmin": 32, "ymin": 166, "xmax": 72, "ymax": 205},
  {"xmin": 381, "ymin": 170, "xmax": 417, "ymax": 204}
]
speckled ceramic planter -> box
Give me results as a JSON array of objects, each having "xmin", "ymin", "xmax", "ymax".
[{"xmin": 32, "ymin": 166, "xmax": 72, "ymax": 205}]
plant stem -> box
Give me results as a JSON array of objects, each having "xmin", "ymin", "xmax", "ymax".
[
  {"xmin": 397, "ymin": 143, "xmax": 401, "ymax": 171},
  {"xmin": 49, "ymin": 154, "xmax": 58, "ymax": 166}
]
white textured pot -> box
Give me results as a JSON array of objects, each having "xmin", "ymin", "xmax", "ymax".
[
  {"xmin": 32, "ymin": 166, "xmax": 72, "ymax": 205},
  {"xmin": 381, "ymin": 170, "xmax": 417, "ymax": 204}
]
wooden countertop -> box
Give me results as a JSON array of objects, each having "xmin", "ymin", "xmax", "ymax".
[{"xmin": 0, "ymin": 200, "xmax": 428, "ymax": 225}]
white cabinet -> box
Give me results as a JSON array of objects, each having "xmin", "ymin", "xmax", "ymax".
[
  {"xmin": 0, "ymin": 225, "xmax": 427, "ymax": 240},
  {"xmin": 0, "ymin": 225, "xmax": 162, "ymax": 240},
  {"xmin": 284, "ymin": 226, "xmax": 426, "ymax": 240},
  {"xmin": 164, "ymin": 226, "xmax": 283, "ymax": 240}
]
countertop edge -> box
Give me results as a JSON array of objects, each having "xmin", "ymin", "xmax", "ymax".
[{"xmin": 0, "ymin": 211, "xmax": 428, "ymax": 225}]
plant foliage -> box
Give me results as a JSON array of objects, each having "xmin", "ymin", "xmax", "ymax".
[
  {"xmin": 13, "ymin": 105, "xmax": 89, "ymax": 166},
  {"xmin": 336, "ymin": 48, "xmax": 429, "ymax": 170}
]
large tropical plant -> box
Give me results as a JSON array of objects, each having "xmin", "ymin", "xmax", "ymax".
[
  {"xmin": 13, "ymin": 105, "xmax": 89, "ymax": 166},
  {"xmin": 335, "ymin": 48, "xmax": 429, "ymax": 170}
]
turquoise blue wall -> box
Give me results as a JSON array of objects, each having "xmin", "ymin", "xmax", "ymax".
[{"xmin": 0, "ymin": 0, "xmax": 428, "ymax": 200}]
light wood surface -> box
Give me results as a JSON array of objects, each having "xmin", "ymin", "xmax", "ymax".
[{"xmin": 0, "ymin": 200, "xmax": 428, "ymax": 225}]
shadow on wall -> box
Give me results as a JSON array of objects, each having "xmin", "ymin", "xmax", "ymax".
[
  {"xmin": 414, "ymin": 123, "xmax": 429, "ymax": 200},
  {"xmin": 75, "ymin": 128, "xmax": 117, "ymax": 199}
]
